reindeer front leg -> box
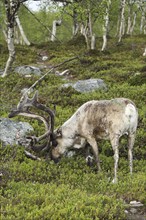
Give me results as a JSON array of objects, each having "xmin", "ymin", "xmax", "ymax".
[
  {"xmin": 87, "ymin": 137, "xmax": 101, "ymax": 171},
  {"xmin": 110, "ymin": 135, "xmax": 120, "ymax": 183}
]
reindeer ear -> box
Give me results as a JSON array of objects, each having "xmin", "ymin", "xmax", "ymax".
[{"xmin": 56, "ymin": 127, "xmax": 62, "ymax": 137}]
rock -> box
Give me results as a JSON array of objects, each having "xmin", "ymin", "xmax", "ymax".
[
  {"xmin": 130, "ymin": 201, "xmax": 144, "ymax": 207},
  {"xmin": 63, "ymin": 78, "xmax": 107, "ymax": 93},
  {"xmin": 125, "ymin": 201, "xmax": 145, "ymax": 220},
  {"xmin": 42, "ymin": 56, "xmax": 48, "ymax": 61},
  {"xmin": 124, "ymin": 210, "xmax": 129, "ymax": 214},
  {"xmin": 0, "ymin": 118, "xmax": 34, "ymax": 146},
  {"xmin": 15, "ymin": 66, "xmax": 42, "ymax": 76},
  {"xmin": 130, "ymin": 208, "xmax": 137, "ymax": 214}
]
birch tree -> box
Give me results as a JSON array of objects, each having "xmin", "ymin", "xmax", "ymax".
[
  {"xmin": 51, "ymin": 19, "xmax": 62, "ymax": 41},
  {"xmin": 118, "ymin": 0, "xmax": 126, "ymax": 42},
  {"xmin": 143, "ymin": 47, "xmax": 146, "ymax": 56},
  {"xmin": 72, "ymin": 8, "xmax": 79, "ymax": 36},
  {"xmin": 2, "ymin": 0, "xmax": 21, "ymax": 77},
  {"xmin": 101, "ymin": 0, "xmax": 111, "ymax": 51},
  {"xmin": 126, "ymin": 0, "xmax": 134, "ymax": 35},
  {"xmin": 15, "ymin": 13, "xmax": 31, "ymax": 45},
  {"xmin": 139, "ymin": 0, "xmax": 146, "ymax": 34},
  {"xmin": 2, "ymin": 0, "xmax": 31, "ymax": 77}
]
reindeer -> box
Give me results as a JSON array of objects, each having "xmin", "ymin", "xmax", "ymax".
[{"xmin": 9, "ymin": 91, "xmax": 138, "ymax": 183}]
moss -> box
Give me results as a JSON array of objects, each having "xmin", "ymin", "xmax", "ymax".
[
  {"xmin": 128, "ymin": 72, "xmax": 146, "ymax": 86},
  {"xmin": 0, "ymin": 36, "xmax": 146, "ymax": 219}
]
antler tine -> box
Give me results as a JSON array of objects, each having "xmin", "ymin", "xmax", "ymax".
[
  {"xmin": 17, "ymin": 112, "xmax": 52, "ymax": 153},
  {"xmin": 18, "ymin": 112, "xmax": 49, "ymax": 133},
  {"xmin": 33, "ymin": 102, "xmax": 55, "ymax": 134},
  {"xmin": 17, "ymin": 90, "xmax": 55, "ymax": 131},
  {"xmin": 17, "ymin": 90, "xmax": 38, "ymax": 110},
  {"xmin": 9, "ymin": 90, "xmax": 55, "ymax": 153},
  {"xmin": 24, "ymin": 90, "xmax": 55, "ymax": 134}
]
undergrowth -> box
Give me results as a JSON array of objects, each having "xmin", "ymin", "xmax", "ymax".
[{"xmin": 0, "ymin": 35, "xmax": 146, "ymax": 219}]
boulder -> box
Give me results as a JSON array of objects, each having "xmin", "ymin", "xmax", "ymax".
[
  {"xmin": 15, "ymin": 65, "xmax": 42, "ymax": 76},
  {"xmin": 63, "ymin": 78, "xmax": 107, "ymax": 93},
  {"xmin": 0, "ymin": 118, "xmax": 34, "ymax": 146}
]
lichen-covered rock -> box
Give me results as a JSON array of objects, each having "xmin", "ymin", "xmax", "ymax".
[
  {"xmin": 0, "ymin": 118, "xmax": 34, "ymax": 146},
  {"xmin": 15, "ymin": 66, "xmax": 42, "ymax": 76},
  {"xmin": 63, "ymin": 78, "xmax": 107, "ymax": 93}
]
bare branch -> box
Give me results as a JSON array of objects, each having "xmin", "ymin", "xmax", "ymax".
[
  {"xmin": 24, "ymin": 150, "xmax": 41, "ymax": 160},
  {"xmin": 27, "ymin": 56, "xmax": 79, "ymax": 93}
]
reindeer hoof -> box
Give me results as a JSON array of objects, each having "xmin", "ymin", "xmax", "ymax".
[{"xmin": 86, "ymin": 155, "xmax": 94, "ymax": 166}]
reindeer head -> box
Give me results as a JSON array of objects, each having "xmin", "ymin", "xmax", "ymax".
[{"xmin": 50, "ymin": 127, "xmax": 63, "ymax": 163}]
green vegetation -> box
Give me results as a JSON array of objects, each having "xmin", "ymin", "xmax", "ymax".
[{"xmin": 0, "ymin": 35, "xmax": 146, "ymax": 219}]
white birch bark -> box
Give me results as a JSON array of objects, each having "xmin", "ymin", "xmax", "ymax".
[
  {"xmin": 118, "ymin": 0, "xmax": 126, "ymax": 43},
  {"xmin": 88, "ymin": 10, "xmax": 92, "ymax": 38},
  {"xmin": 91, "ymin": 34, "xmax": 96, "ymax": 50},
  {"xmin": 80, "ymin": 23, "xmax": 85, "ymax": 35},
  {"xmin": 126, "ymin": 0, "xmax": 133, "ymax": 35},
  {"xmin": 51, "ymin": 20, "xmax": 62, "ymax": 42},
  {"xmin": 2, "ymin": 0, "xmax": 19, "ymax": 77},
  {"xmin": 72, "ymin": 9, "xmax": 79, "ymax": 36},
  {"xmin": 101, "ymin": 0, "xmax": 111, "ymax": 51},
  {"xmin": 130, "ymin": 12, "xmax": 137, "ymax": 35},
  {"xmin": 73, "ymin": 23, "xmax": 79, "ymax": 36},
  {"xmin": 83, "ymin": 27, "xmax": 90, "ymax": 50},
  {"xmin": 80, "ymin": 8, "xmax": 94, "ymax": 50},
  {"xmin": 115, "ymin": 16, "xmax": 120, "ymax": 37},
  {"xmin": 140, "ymin": 10, "xmax": 146, "ymax": 34},
  {"xmin": 2, "ymin": 27, "xmax": 15, "ymax": 77},
  {"xmin": 15, "ymin": 13, "xmax": 31, "ymax": 46},
  {"xmin": 143, "ymin": 47, "xmax": 146, "ymax": 56},
  {"xmin": 14, "ymin": 26, "xmax": 20, "ymax": 44},
  {"xmin": 88, "ymin": 10, "xmax": 95, "ymax": 50}
]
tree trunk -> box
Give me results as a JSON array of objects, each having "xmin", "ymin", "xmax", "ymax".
[
  {"xmin": 118, "ymin": 0, "xmax": 126, "ymax": 43},
  {"xmin": 51, "ymin": 20, "xmax": 62, "ymax": 42},
  {"xmin": 88, "ymin": 10, "xmax": 92, "ymax": 38},
  {"xmin": 2, "ymin": 27, "xmax": 15, "ymax": 77},
  {"xmin": 72, "ymin": 9, "xmax": 79, "ymax": 36},
  {"xmin": 143, "ymin": 47, "xmax": 146, "ymax": 56},
  {"xmin": 83, "ymin": 26, "xmax": 90, "ymax": 50},
  {"xmin": 91, "ymin": 34, "xmax": 96, "ymax": 50},
  {"xmin": 15, "ymin": 13, "xmax": 31, "ymax": 45},
  {"xmin": 88, "ymin": 10, "xmax": 95, "ymax": 50},
  {"xmin": 126, "ymin": 1, "xmax": 133, "ymax": 35},
  {"xmin": 130, "ymin": 12, "xmax": 137, "ymax": 35},
  {"xmin": 140, "ymin": 10, "xmax": 146, "ymax": 34},
  {"xmin": 101, "ymin": 0, "xmax": 111, "ymax": 51},
  {"xmin": 2, "ymin": 0, "xmax": 20, "ymax": 77},
  {"xmin": 80, "ymin": 8, "xmax": 94, "ymax": 50}
]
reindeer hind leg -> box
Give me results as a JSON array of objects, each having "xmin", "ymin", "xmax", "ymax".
[{"xmin": 128, "ymin": 133, "xmax": 135, "ymax": 174}]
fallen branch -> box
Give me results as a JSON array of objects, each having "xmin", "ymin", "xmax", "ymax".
[
  {"xmin": 24, "ymin": 150, "xmax": 41, "ymax": 161},
  {"xmin": 26, "ymin": 56, "xmax": 79, "ymax": 94}
]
